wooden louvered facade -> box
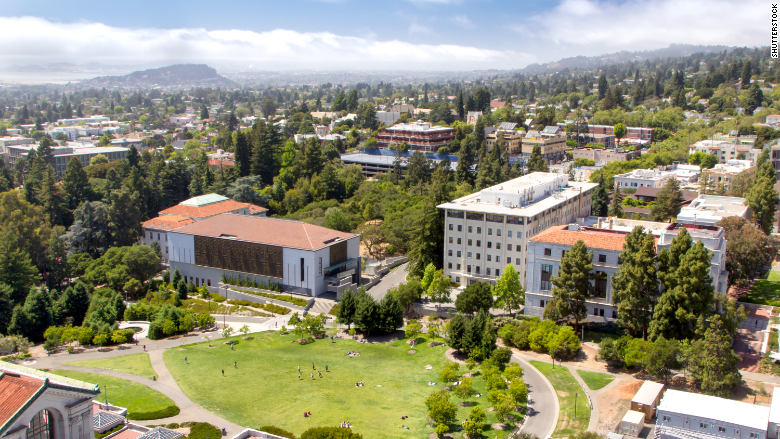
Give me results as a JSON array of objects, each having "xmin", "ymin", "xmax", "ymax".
[
  {"xmin": 329, "ymin": 241, "xmax": 348, "ymax": 266},
  {"xmin": 194, "ymin": 236, "xmax": 283, "ymax": 278}
]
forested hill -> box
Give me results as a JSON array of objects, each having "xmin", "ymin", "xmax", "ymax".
[
  {"xmin": 519, "ymin": 44, "xmax": 736, "ymax": 75},
  {"xmin": 86, "ymin": 64, "xmax": 234, "ymax": 86}
]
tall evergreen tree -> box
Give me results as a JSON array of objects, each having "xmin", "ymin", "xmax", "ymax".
[
  {"xmin": 9, "ymin": 287, "xmax": 53, "ymax": 341},
  {"xmin": 108, "ymin": 188, "xmax": 142, "ymax": 247},
  {"xmin": 526, "ymin": 144, "xmax": 548, "ymax": 172},
  {"xmin": 747, "ymin": 169, "xmax": 778, "ymax": 235},
  {"xmin": 233, "ymin": 131, "xmax": 252, "ymax": 178},
  {"xmin": 336, "ymin": 290, "xmax": 358, "ymax": 329},
  {"xmin": 551, "ymin": 240, "xmax": 594, "ymax": 330},
  {"xmin": 407, "ymin": 197, "xmax": 444, "ymax": 278},
  {"xmin": 608, "ymin": 186, "xmax": 624, "ymax": 218},
  {"xmin": 611, "ymin": 227, "xmax": 658, "ymax": 339},
  {"xmin": 694, "ymin": 315, "xmax": 742, "ymax": 396},
  {"xmin": 455, "ymin": 90, "xmax": 465, "ymax": 119},
  {"xmin": 39, "ymin": 166, "xmax": 67, "ymax": 226},
  {"xmin": 62, "ymin": 157, "xmax": 92, "ymax": 212},
  {"xmin": 591, "ymin": 177, "xmax": 609, "ymax": 217},
  {"xmin": 456, "ymin": 135, "xmax": 477, "ymax": 185},
  {"xmin": 251, "ymin": 124, "xmax": 283, "ymax": 184},
  {"xmin": 598, "ymin": 74, "xmax": 608, "ymax": 100},
  {"xmin": 651, "ymin": 177, "xmax": 684, "ymax": 221}
]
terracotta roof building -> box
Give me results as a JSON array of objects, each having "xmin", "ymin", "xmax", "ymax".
[
  {"xmin": 524, "ymin": 217, "xmax": 728, "ymax": 321},
  {"xmin": 167, "ymin": 214, "xmax": 361, "ymax": 298},
  {"xmin": 141, "ymin": 194, "xmax": 267, "ymax": 264},
  {"xmin": 0, "ymin": 363, "xmax": 99, "ymax": 439}
]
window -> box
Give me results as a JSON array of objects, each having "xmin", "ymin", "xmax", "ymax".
[
  {"xmin": 486, "ymin": 268, "xmax": 491, "ymax": 276},
  {"xmin": 476, "ymin": 240, "xmax": 481, "ymax": 247},
  {"xmin": 457, "ymin": 238, "xmax": 462, "ymax": 244},
  {"xmin": 457, "ymin": 251, "xmax": 462, "ymax": 257},
  {"xmin": 598, "ymin": 254, "xmax": 607, "ymax": 263},
  {"xmin": 301, "ymin": 257, "xmax": 305, "ymax": 282},
  {"xmin": 699, "ymin": 423, "xmax": 707, "ymax": 429},
  {"xmin": 718, "ymin": 427, "xmax": 727, "ymax": 433},
  {"xmin": 467, "ymin": 252, "xmax": 472, "ymax": 259},
  {"xmin": 475, "ymin": 266, "xmax": 481, "ymax": 274},
  {"xmin": 508, "ymin": 230, "xmax": 513, "ymax": 238},
  {"xmin": 496, "ymin": 256, "xmax": 501, "ymax": 263},
  {"xmin": 515, "ymin": 258, "xmax": 521, "ymax": 264},
  {"xmin": 150, "ymin": 232, "xmax": 153, "ymax": 239},
  {"xmin": 448, "ymin": 263, "xmax": 452, "ymax": 269},
  {"xmin": 448, "ymin": 250, "xmax": 453, "ymax": 257},
  {"xmin": 495, "ymin": 269, "xmax": 500, "ymax": 277},
  {"xmin": 476, "ymin": 253, "xmax": 481, "ymax": 260},
  {"xmin": 468, "ymin": 226, "xmax": 473, "ymax": 233},
  {"xmin": 477, "ymin": 227, "xmax": 482, "ymax": 234},
  {"xmin": 507, "ymin": 244, "xmax": 512, "ymax": 251},
  {"xmin": 487, "ymin": 242, "xmax": 493, "ymax": 249},
  {"xmin": 458, "ymin": 225, "xmax": 462, "ymax": 232},
  {"xmin": 488, "ymin": 228, "xmax": 493, "ymax": 235},
  {"xmin": 449, "ymin": 237, "xmax": 453, "ymax": 244},
  {"xmin": 448, "ymin": 224, "xmax": 453, "ymax": 231},
  {"xmin": 466, "ymin": 212, "xmax": 484, "ymax": 221},
  {"xmin": 467, "ymin": 265, "xmax": 472, "ymax": 273},
  {"xmin": 157, "ymin": 233, "xmax": 160, "ymax": 240},
  {"xmin": 595, "ymin": 271, "xmax": 607, "ymax": 297},
  {"xmin": 540, "ymin": 300, "xmax": 545, "ymax": 307},
  {"xmin": 468, "ymin": 239, "xmax": 473, "ymax": 246},
  {"xmin": 544, "ymin": 248, "xmax": 552, "ymax": 256},
  {"xmin": 496, "ymin": 229, "xmax": 502, "ymax": 237},
  {"xmin": 457, "ymin": 264, "xmax": 461, "ymax": 270},
  {"xmin": 207, "ymin": 279, "xmax": 211, "ymax": 286},
  {"xmin": 541, "ymin": 264, "xmax": 553, "ymax": 290},
  {"xmin": 487, "ymin": 255, "xmax": 492, "ymax": 262},
  {"xmin": 496, "ymin": 243, "xmax": 501, "ymax": 250},
  {"xmin": 750, "ymin": 434, "xmax": 759, "ymax": 439},
  {"xmin": 166, "ymin": 246, "xmax": 168, "ymax": 253},
  {"xmin": 486, "ymin": 214, "xmax": 504, "ymax": 223},
  {"xmin": 447, "ymin": 210, "xmax": 464, "ymax": 218}
]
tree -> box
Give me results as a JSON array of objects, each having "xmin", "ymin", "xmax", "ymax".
[
  {"xmin": 122, "ymin": 245, "xmax": 160, "ymax": 282},
  {"xmin": 693, "ymin": 315, "xmax": 742, "ymax": 396},
  {"xmin": 390, "ymin": 280, "xmax": 422, "ymax": 312},
  {"xmin": 108, "ymin": 188, "xmax": 142, "ymax": 247},
  {"xmin": 261, "ymin": 99, "xmax": 276, "ymax": 119},
  {"xmin": 494, "ymin": 264, "xmax": 524, "ymax": 315},
  {"xmin": 90, "ymin": 154, "xmax": 109, "ymax": 166},
  {"xmin": 336, "ymin": 290, "xmax": 358, "ymax": 329},
  {"xmin": 379, "ymin": 293, "xmax": 404, "ymax": 332},
  {"xmin": 608, "ymin": 186, "xmax": 624, "ymax": 218},
  {"xmin": 646, "ymin": 336, "xmax": 679, "ymax": 384},
  {"xmin": 716, "ymin": 216, "xmax": 768, "ymax": 286},
  {"xmin": 455, "ymin": 282, "xmax": 494, "ymax": 314},
  {"xmin": 64, "ymin": 201, "xmax": 111, "ymax": 257},
  {"xmin": 526, "ymin": 144, "xmax": 548, "ymax": 172},
  {"xmin": 200, "ymin": 106, "xmax": 209, "ymax": 120},
  {"xmin": 425, "ymin": 390, "xmax": 457, "ymax": 435},
  {"xmin": 651, "ymin": 177, "xmax": 684, "ymax": 222},
  {"xmin": 551, "ymin": 240, "xmax": 593, "ymax": 330},
  {"xmin": 747, "ymin": 171, "xmax": 778, "ymax": 235},
  {"xmin": 62, "ymin": 157, "xmax": 92, "ymax": 212},
  {"xmin": 613, "ymin": 123, "xmax": 627, "ymax": 145},
  {"xmin": 9, "ymin": 287, "xmax": 53, "ymax": 341},
  {"xmin": 407, "ymin": 198, "xmax": 443, "ymax": 278},
  {"xmin": 233, "ymin": 131, "xmax": 252, "ymax": 178},
  {"xmin": 611, "ymin": 227, "xmax": 658, "ymax": 339},
  {"xmin": 456, "ymin": 135, "xmax": 477, "ymax": 185},
  {"xmin": 428, "ymin": 269, "xmax": 452, "ymax": 303},
  {"xmin": 39, "ymin": 166, "xmax": 67, "ymax": 226},
  {"xmin": 0, "ymin": 241, "xmax": 39, "ymax": 305},
  {"xmin": 463, "ymin": 406, "xmax": 487, "ymax": 437},
  {"xmin": 591, "ymin": 177, "xmax": 609, "ymax": 217},
  {"xmin": 354, "ymin": 292, "xmax": 379, "ymax": 336}
]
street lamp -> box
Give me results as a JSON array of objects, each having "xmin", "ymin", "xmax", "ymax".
[
  {"xmin": 574, "ymin": 392, "xmax": 578, "ymax": 418},
  {"xmin": 104, "ymin": 385, "xmax": 108, "ymax": 405},
  {"xmin": 552, "ymin": 349, "xmax": 556, "ymax": 369}
]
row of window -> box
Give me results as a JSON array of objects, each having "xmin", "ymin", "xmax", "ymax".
[
  {"xmin": 661, "ymin": 416, "xmax": 759, "ymax": 438},
  {"xmin": 543, "ymin": 248, "xmax": 611, "ymax": 264},
  {"xmin": 448, "ymin": 224, "xmax": 525, "ymax": 237},
  {"xmin": 184, "ymin": 276, "xmax": 211, "ymax": 287}
]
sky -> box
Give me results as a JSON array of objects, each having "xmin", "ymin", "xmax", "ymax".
[{"xmin": 0, "ymin": 0, "xmax": 768, "ymax": 71}]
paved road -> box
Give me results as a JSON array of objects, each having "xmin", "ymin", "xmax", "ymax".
[
  {"xmin": 366, "ymin": 262, "xmax": 409, "ymax": 301},
  {"xmin": 512, "ymin": 354, "xmax": 558, "ymax": 438}
]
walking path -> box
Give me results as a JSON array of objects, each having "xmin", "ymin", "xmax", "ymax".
[
  {"xmin": 510, "ymin": 353, "xmax": 559, "ymax": 439},
  {"xmin": 366, "ymin": 262, "xmax": 409, "ymax": 302}
]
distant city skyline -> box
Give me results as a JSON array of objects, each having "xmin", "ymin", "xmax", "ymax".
[{"xmin": 0, "ymin": 0, "xmax": 766, "ymax": 71}]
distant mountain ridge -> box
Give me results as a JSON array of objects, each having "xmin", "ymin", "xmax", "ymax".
[
  {"xmin": 518, "ymin": 44, "xmax": 736, "ymax": 74},
  {"xmin": 85, "ymin": 64, "xmax": 235, "ymax": 86}
]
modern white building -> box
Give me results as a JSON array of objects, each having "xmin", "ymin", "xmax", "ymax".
[
  {"xmin": 166, "ymin": 214, "xmax": 360, "ymax": 297},
  {"xmin": 614, "ymin": 164, "xmax": 701, "ymax": 189},
  {"xmin": 655, "ymin": 389, "xmax": 779, "ymax": 439},
  {"xmin": 0, "ymin": 363, "xmax": 99, "ymax": 439},
  {"xmin": 705, "ymin": 160, "xmax": 756, "ymax": 189},
  {"xmin": 437, "ymin": 173, "xmax": 598, "ymax": 288},
  {"xmin": 676, "ymin": 195, "xmax": 751, "ymax": 226},
  {"xmin": 524, "ymin": 217, "xmax": 729, "ymax": 320},
  {"xmin": 689, "ymin": 139, "xmax": 762, "ymax": 165},
  {"xmin": 5, "ymin": 145, "xmax": 129, "ymax": 177}
]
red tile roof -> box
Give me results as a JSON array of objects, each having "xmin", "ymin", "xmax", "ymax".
[
  {"xmin": 0, "ymin": 373, "xmax": 44, "ymax": 428},
  {"xmin": 530, "ymin": 225, "xmax": 635, "ymax": 251},
  {"xmin": 159, "ymin": 200, "xmax": 266, "ymax": 219},
  {"xmin": 171, "ymin": 214, "xmax": 357, "ymax": 251},
  {"xmin": 142, "ymin": 215, "xmax": 196, "ymax": 230}
]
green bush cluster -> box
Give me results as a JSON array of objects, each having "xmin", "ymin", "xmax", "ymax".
[
  {"xmin": 259, "ymin": 426, "xmax": 296, "ymax": 439},
  {"xmin": 598, "ymin": 336, "xmax": 653, "ymax": 368},
  {"xmin": 446, "ymin": 310, "xmax": 497, "ymax": 361},
  {"xmin": 300, "ymin": 427, "xmax": 363, "ymax": 439},
  {"xmin": 126, "ymin": 404, "xmax": 180, "ymax": 420},
  {"xmin": 95, "ymin": 425, "xmax": 124, "ymax": 439},
  {"xmin": 230, "ymin": 288, "xmax": 309, "ymax": 307},
  {"xmin": 739, "ymin": 296, "xmax": 780, "ymax": 307},
  {"xmin": 221, "ymin": 273, "xmax": 282, "ymax": 292},
  {"xmin": 498, "ymin": 319, "xmax": 581, "ymax": 359},
  {"xmin": 124, "ymin": 303, "xmax": 210, "ymax": 340},
  {"xmin": 184, "ymin": 422, "xmax": 221, "ymax": 439}
]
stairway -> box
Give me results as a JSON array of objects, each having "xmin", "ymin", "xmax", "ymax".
[{"xmin": 309, "ymin": 298, "xmax": 335, "ymax": 315}]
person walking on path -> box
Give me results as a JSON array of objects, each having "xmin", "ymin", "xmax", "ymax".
[{"xmin": 143, "ymin": 345, "xmax": 146, "ymax": 351}]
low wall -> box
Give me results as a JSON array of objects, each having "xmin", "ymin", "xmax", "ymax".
[{"xmin": 213, "ymin": 284, "xmax": 311, "ymax": 312}]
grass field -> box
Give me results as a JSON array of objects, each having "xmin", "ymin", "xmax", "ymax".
[
  {"xmin": 164, "ymin": 332, "xmax": 521, "ymax": 439},
  {"xmin": 575, "ymin": 370, "xmax": 615, "ymax": 391},
  {"xmin": 744, "ymin": 270, "xmax": 780, "ymax": 305},
  {"xmin": 529, "ymin": 361, "xmax": 590, "ymax": 438},
  {"xmin": 583, "ymin": 331, "xmax": 620, "ymax": 344},
  {"xmin": 50, "ymin": 370, "xmax": 179, "ymax": 419},
  {"xmin": 65, "ymin": 353, "xmax": 156, "ymax": 378}
]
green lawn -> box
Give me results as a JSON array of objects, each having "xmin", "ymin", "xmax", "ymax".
[
  {"xmin": 575, "ymin": 370, "xmax": 615, "ymax": 391},
  {"xmin": 529, "ymin": 361, "xmax": 590, "ymax": 438},
  {"xmin": 50, "ymin": 370, "xmax": 179, "ymax": 420},
  {"xmin": 65, "ymin": 353, "xmax": 156, "ymax": 378},
  {"xmin": 745, "ymin": 270, "xmax": 780, "ymax": 305},
  {"xmin": 164, "ymin": 332, "xmax": 521, "ymax": 439},
  {"xmin": 582, "ymin": 331, "xmax": 620, "ymax": 344}
]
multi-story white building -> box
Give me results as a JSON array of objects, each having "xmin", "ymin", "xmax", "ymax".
[
  {"xmin": 5, "ymin": 144, "xmax": 129, "ymax": 177},
  {"xmin": 437, "ymin": 173, "xmax": 598, "ymax": 288},
  {"xmin": 614, "ymin": 164, "xmax": 701, "ymax": 189},
  {"xmin": 704, "ymin": 159, "xmax": 756, "ymax": 189},
  {"xmin": 524, "ymin": 217, "xmax": 729, "ymax": 320},
  {"xmin": 677, "ymin": 195, "xmax": 751, "ymax": 226},
  {"xmin": 689, "ymin": 139, "xmax": 762, "ymax": 165}
]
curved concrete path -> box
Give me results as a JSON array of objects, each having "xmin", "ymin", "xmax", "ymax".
[{"xmin": 511, "ymin": 353, "xmax": 559, "ymax": 439}]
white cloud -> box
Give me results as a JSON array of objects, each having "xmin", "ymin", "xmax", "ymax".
[
  {"xmin": 408, "ymin": 23, "xmax": 434, "ymax": 35},
  {"xmin": 452, "ymin": 15, "xmax": 475, "ymax": 29},
  {"xmin": 0, "ymin": 16, "xmax": 532, "ymax": 70},
  {"xmin": 517, "ymin": 0, "xmax": 764, "ymax": 52}
]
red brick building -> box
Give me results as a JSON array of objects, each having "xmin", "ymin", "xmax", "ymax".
[{"xmin": 376, "ymin": 121, "xmax": 456, "ymax": 152}]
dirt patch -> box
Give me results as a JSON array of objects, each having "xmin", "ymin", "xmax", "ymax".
[
  {"xmin": 428, "ymin": 341, "xmax": 443, "ymax": 347},
  {"xmin": 445, "ymin": 348, "xmax": 468, "ymax": 364},
  {"xmin": 596, "ymin": 377, "xmax": 642, "ymax": 430},
  {"xmin": 407, "ymin": 350, "xmax": 417, "ymax": 354},
  {"xmin": 491, "ymin": 423, "xmax": 509, "ymax": 431}
]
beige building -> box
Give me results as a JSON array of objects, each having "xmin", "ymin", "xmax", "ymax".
[
  {"xmin": 486, "ymin": 130, "xmax": 524, "ymax": 154},
  {"xmin": 572, "ymin": 147, "xmax": 640, "ymax": 164},
  {"xmin": 703, "ymin": 160, "xmax": 756, "ymax": 189},
  {"xmin": 522, "ymin": 135, "xmax": 566, "ymax": 164}
]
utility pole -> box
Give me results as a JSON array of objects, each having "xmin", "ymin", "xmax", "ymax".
[{"xmin": 574, "ymin": 392, "xmax": 578, "ymax": 418}]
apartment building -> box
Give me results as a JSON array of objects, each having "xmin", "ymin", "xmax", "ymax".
[
  {"xmin": 437, "ymin": 173, "xmax": 598, "ymax": 288},
  {"xmin": 689, "ymin": 140, "xmax": 762, "ymax": 165},
  {"xmin": 522, "ymin": 134, "xmax": 567, "ymax": 164},
  {"xmin": 486, "ymin": 129, "xmax": 523, "ymax": 154},
  {"xmin": 376, "ymin": 120, "xmax": 456, "ymax": 152},
  {"xmin": 556, "ymin": 123, "xmax": 655, "ymax": 143},
  {"xmin": 614, "ymin": 163, "xmax": 701, "ymax": 189},
  {"xmin": 713, "ymin": 131, "xmax": 758, "ymax": 147},
  {"xmin": 5, "ymin": 144, "xmax": 129, "ymax": 177},
  {"xmin": 0, "ymin": 137, "xmax": 35, "ymax": 152},
  {"xmin": 523, "ymin": 218, "xmax": 729, "ymax": 320},
  {"xmin": 572, "ymin": 147, "xmax": 640, "ymax": 164},
  {"xmin": 704, "ymin": 160, "xmax": 756, "ymax": 189}
]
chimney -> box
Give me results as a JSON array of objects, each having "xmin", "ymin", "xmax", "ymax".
[
  {"xmin": 597, "ymin": 218, "xmax": 603, "ymax": 229},
  {"xmin": 608, "ymin": 217, "xmax": 614, "ymax": 230}
]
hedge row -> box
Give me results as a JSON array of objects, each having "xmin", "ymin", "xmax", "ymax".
[
  {"xmin": 230, "ymin": 288, "xmax": 308, "ymax": 307},
  {"xmin": 126, "ymin": 405, "xmax": 180, "ymax": 420},
  {"xmin": 226, "ymin": 299, "xmax": 289, "ymax": 314},
  {"xmin": 95, "ymin": 425, "xmax": 124, "ymax": 439}
]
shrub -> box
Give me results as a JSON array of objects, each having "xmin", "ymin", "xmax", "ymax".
[
  {"xmin": 147, "ymin": 321, "xmax": 164, "ymax": 340},
  {"xmin": 185, "ymin": 422, "xmax": 220, "ymax": 439},
  {"xmin": 126, "ymin": 405, "xmax": 180, "ymax": 421},
  {"xmin": 300, "ymin": 427, "xmax": 363, "ymax": 439},
  {"xmin": 95, "ymin": 425, "xmax": 124, "ymax": 439},
  {"xmin": 501, "ymin": 319, "xmax": 581, "ymax": 359},
  {"xmin": 230, "ymin": 288, "xmax": 308, "ymax": 307},
  {"xmin": 259, "ymin": 426, "xmax": 296, "ymax": 439},
  {"xmin": 212, "ymin": 295, "xmax": 227, "ymax": 303}
]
